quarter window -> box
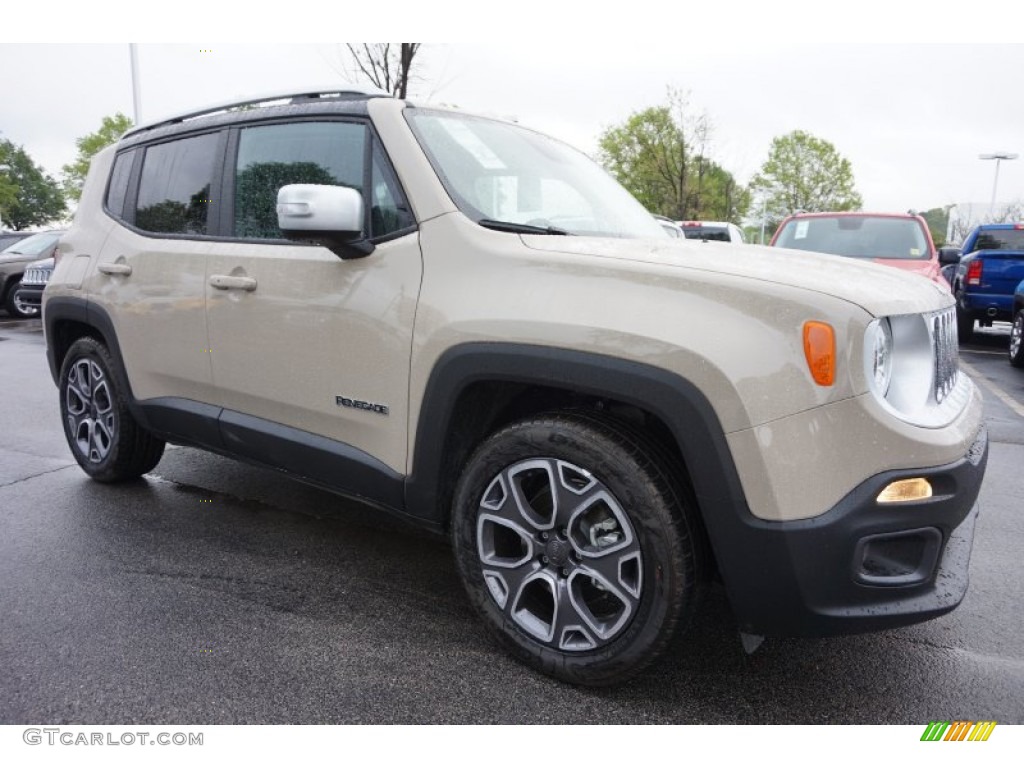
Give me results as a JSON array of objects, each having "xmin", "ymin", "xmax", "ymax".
[
  {"xmin": 135, "ymin": 133, "xmax": 219, "ymax": 235},
  {"xmin": 105, "ymin": 150, "xmax": 135, "ymax": 220},
  {"xmin": 370, "ymin": 144, "xmax": 414, "ymax": 236}
]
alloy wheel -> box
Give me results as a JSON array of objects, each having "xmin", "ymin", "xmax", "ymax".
[
  {"xmin": 475, "ymin": 457, "xmax": 642, "ymax": 652},
  {"xmin": 65, "ymin": 358, "xmax": 117, "ymax": 464}
]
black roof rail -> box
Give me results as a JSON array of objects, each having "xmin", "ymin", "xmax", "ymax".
[{"xmin": 123, "ymin": 85, "xmax": 388, "ymax": 138}]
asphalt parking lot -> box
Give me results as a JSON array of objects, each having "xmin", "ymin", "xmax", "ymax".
[{"xmin": 1, "ymin": 316, "xmax": 1022, "ymax": 724}]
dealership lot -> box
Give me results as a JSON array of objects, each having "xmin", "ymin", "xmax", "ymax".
[{"xmin": 1, "ymin": 316, "xmax": 1022, "ymax": 724}]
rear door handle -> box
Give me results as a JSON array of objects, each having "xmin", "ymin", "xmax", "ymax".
[
  {"xmin": 209, "ymin": 274, "xmax": 257, "ymax": 291},
  {"xmin": 97, "ymin": 262, "xmax": 132, "ymax": 276}
]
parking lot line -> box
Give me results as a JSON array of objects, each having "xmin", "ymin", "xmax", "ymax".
[{"xmin": 960, "ymin": 359, "xmax": 1024, "ymax": 420}]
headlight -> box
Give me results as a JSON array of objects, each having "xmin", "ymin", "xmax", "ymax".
[
  {"xmin": 865, "ymin": 318, "xmax": 892, "ymax": 398},
  {"xmin": 863, "ymin": 309, "xmax": 967, "ymax": 427}
]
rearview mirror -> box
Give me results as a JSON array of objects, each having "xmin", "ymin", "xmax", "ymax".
[
  {"xmin": 937, "ymin": 246, "xmax": 961, "ymax": 265},
  {"xmin": 277, "ymin": 184, "xmax": 374, "ymax": 259}
]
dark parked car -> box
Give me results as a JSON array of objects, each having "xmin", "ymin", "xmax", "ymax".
[
  {"xmin": 0, "ymin": 230, "xmax": 63, "ymax": 318},
  {"xmin": 12, "ymin": 256, "xmax": 55, "ymax": 315}
]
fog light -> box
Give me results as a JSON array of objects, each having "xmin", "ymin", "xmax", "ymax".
[{"xmin": 877, "ymin": 478, "xmax": 933, "ymax": 503}]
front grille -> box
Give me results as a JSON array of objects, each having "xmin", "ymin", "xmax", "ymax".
[
  {"xmin": 932, "ymin": 307, "xmax": 958, "ymax": 403},
  {"xmin": 21, "ymin": 267, "xmax": 52, "ymax": 286}
]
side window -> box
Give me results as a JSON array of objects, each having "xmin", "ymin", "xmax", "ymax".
[
  {"xmin": 370, "ymin": 144, "xmax": 414, "ymax": 237},
  {"xmin": 234, "ymin": 122, "xmax": 366, "ymax": 240},
  {"xmin": 135, "ymin": 133, "xmax": 219, "ymax": 235},
  {"xmin": 105, "ymin": 150, "xmax": 135, "ymax": 219}
]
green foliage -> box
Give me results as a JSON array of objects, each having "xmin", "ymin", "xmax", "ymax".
[
  {"xmin": 61, "ymin": 113, "xmax": 133, "ymax": 202},
  {"xmin": 0, "ymin": 138, "xmax": 66, "ymax": 230},
  {"xmin": 918, "ymin": 206, "xmax": 950, "ymax": 247},
  {"xmin": 598, "ymin": 90, "xmax": 748, "ymax": 222},
  {"xmin": 751, "ymin": 130, "xmax": 862, "ymax": 229}
]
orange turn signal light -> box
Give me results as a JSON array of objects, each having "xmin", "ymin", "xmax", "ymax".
[{"xmin": 803, "ymin": 321, "xmax": 835, "ymax": 386}]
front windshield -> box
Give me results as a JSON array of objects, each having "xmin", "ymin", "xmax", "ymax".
[
  {"xmin": 0, "ymin": 231, "xmax": 61, "ymax": 257},
  {"xmin": 406, "ymin": 109, "xmax": 667, "ymax": 239},
  {"xmin": 774, "ymin": 216, "xmax": 929, "ymax": 260}
]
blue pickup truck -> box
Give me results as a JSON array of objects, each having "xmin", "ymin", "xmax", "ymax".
[{"xmin": 952, "ymin": 223, "xmax": 1024, "ymax": 340}]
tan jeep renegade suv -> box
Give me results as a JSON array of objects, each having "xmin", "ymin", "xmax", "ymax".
[{"xmin": 44, "ymin": 89, "xmax": 987, "ymax": 685}]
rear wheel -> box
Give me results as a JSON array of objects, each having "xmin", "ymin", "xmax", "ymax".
[
  {"xmin": 1010, "ymin": 311, "xmax": 1024, "ymax": 368},
  {"xmin": 59, "ymin": 337, "xmax": 165, "ymax": 481},
  {"xmin": 451, "ymin": 412, "xmax": 701, "ymax": 685}
]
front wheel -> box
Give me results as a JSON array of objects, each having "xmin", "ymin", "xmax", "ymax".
[
  {"xmin": 59, "ymin": 337, "xmax": 165, "ymax": 481},
  {"xmin": 4, "ymin": 283, "xmax": 38, "ymax": 318},
  {"xmin": 451, "ymin": 413, "xmax": 702, "ymax": 685},
  {"xmin": 1010, "ymin": 311, "xmax": 1024, "ymax": 368}
]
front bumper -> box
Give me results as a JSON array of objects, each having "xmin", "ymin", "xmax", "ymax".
[
  {"xmin": 717, "ymin": 427, "xmax": 988, "ymax": 637},
  {"xmin": 15, "ymin": 285, "xmax": 44, "ymax": 309}
]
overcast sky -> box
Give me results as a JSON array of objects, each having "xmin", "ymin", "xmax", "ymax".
[{"xmin": 2, "ymin": 34, "xmax": 1023, "ymax": 225}]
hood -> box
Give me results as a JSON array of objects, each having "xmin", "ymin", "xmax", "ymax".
[
  {"xmin": 520, "ymin": 236, "xmax": 953, "ymax": 318},
  {"xmin": 873, "ymin": 257, "xmax": 943, "ymax": 283}
]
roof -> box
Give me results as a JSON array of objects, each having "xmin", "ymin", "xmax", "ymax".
[
  {"xmin": 120, "ymin": 87, "xmax": 390, "ymax": 148},
  {"xmin": 781, "ymin": 211, "xmax": 922, "ymax": 220}
]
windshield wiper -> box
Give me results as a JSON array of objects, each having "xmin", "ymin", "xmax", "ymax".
[{"xmin": 477, "ymin": 219, "xmax": 571, "ymax": 236}]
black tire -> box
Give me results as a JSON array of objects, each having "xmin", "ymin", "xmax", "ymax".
[
  {"xmin": 58, "ymin": 337, "xmax": 165, "ymax": 482},
  {"xmin": 451, "ymin": 412, "xmax": 702, "ymax": 686},
  {"xmin": 3, "ymin": 280, "xmax": 38, "ymax": 319},
  {"xmin": 1010, "ymin": 311, "xmax": 1024, "ymax": 368},
  {"xmin": 956, "ymin": 307, "xmax": 974, "ymax": 342}
]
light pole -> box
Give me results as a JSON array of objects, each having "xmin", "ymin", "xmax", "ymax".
[
  {"xmin": 129, "ymin": 44, "xmax": 142, "ymax": 124},
  {"xmin": 979, "ymin": 152, "xmax": 1018, "ymax": 217}
]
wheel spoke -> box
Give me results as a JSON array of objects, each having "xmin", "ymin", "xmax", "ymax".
[
  {"xmin": 551, "ymin": 585, "xmax": 598, "ymax": 651},
  {"xmin": 509, "ymin": 570, "xmax": 559, "ymax": 643},
  {"xmin": 566, "ymin": 564, "xmax": 638, "ymax": 641},
  {"xmin": 507, "ymin": 459, "xmax": 559, "ymax": 530},
  {"xmin": 65, "ymin": 381, "xmax": 89, "ymax": 415},
  {"xmin": 93, "ymin": 380, "xmax": 113, "ymax": 414}
]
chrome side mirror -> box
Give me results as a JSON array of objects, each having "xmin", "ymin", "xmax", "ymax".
[{"xmin": 277, "ymin": 184, "xmax": 374, "ymax": 259}]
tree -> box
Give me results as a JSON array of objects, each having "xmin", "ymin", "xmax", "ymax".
[
  {"xmin": 344, "ymin": 44, "xmax": 421, "ymax": 98},
  {"xmin": 61, "ymin": 113, "xmax": 133, "ymax": 202},
  {"xmin": 0, "ymin": 139, "xmax": 66, "ymax": 230},
  {"xmin": 918, "ymin": 206, "xmax": 951, "ymax": 247},
  {"xmin": 750, "ymin": 130, "xmax": 862, "ymax": 230},
  {"xmin": 598, "ymin": 89, "xmax": 746, "ymax": 221}
]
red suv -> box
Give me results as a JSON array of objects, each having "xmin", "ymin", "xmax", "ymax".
[{"xmin": 770, "ymin": 212, "xmax": 947, "ymax": 288}]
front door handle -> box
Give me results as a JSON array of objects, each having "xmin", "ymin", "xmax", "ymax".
[
  {"xmin": 209, "ymin": 274, "xmax": 257, "ymax": 291},
  {"xmin": 98, "ymin": 262, "xmax": 132, "ymax": 276}
]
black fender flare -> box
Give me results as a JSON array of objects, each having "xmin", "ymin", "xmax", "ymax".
[{"xmin": 404, "ymin": 343, "xmax": 751, "ymax": 530}]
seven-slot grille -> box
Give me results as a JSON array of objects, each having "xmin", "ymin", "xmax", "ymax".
[
  {"xmin": 932, "ymin": 307, "xmax": 959, "ymax": 403},
  {"xmin": 21, "ymin": 266, "xmax": 52, "ymax": 286}
]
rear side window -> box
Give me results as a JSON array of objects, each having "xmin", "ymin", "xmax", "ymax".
[
  {"xmin": 105, "ymin": 150, "xmax": 135, "ymax": 219},
  {"xmin": 233, "ymin": 122, "xmax": 367, "ymax": 240},
  {"xmin": 135, "ymin": 133, "xmax": 220, "ymax": 235}
]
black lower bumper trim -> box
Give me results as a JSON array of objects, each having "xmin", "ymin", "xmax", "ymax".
[{"xmin": 711, "ymin": 427, "xmax": 988, "ymax": 637}]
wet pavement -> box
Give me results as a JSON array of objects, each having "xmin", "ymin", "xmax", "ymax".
[{"xmin": 1, "ymin": 316, "xmax": 1022, "ymax": 724}]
